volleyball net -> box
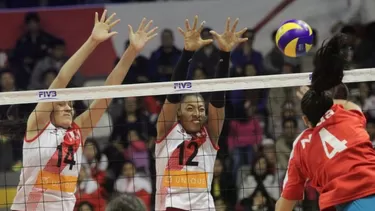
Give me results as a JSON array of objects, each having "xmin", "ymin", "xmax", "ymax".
[{"xmin": 0, "ymin": 68, "xmax": 374, "ymax": 211}]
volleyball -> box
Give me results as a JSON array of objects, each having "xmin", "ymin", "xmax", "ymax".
[{"xmin": 275, "ymin": 19, "xmax": 313, "ymax": 57}]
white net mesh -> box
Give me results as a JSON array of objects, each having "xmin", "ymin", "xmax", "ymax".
[{"xmin": 1, "ymin": 69, "xmax": 375, "ymax": 211}]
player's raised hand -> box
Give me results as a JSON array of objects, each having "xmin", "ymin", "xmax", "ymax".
[
  {"xmin": 128, "ymin": 18, "xmax": 158, "ymax": 53},
  {"xmin": 296, "ymin": 86, "xmax": 310, "ymax": 100},
  {"xmin": 178, "ymin": 15, "xmax": 213, "ymax": 51},
  {"xmin": 91, "ymin": 10, "xmax": 121, "ymax": 43},
  {"xmin": 210, "ymin": 18, "xmax": 248, "ymax": 52}
]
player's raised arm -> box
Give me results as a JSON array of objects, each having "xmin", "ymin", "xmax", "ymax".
[
  {"xmin": 296, "ymin": 86, "xmax": 362, "ymax": 112},
  {"xmin": 207, "ymin": 18, "xmax": 247, "ymax": 143},
  {"xmin": 156, "ymin": 16, "xmax": 212, "ymax": 139},
  {"xmin": 276, "ymin": 134, "xmax": 306, "ymax": 211},
  {"xmin": 26, "ymin": 10, "xmax": 120, "ymax": 140},
  {"xmin": 75, "ymin": 18, "xmax": 158, "ymax": 140}
]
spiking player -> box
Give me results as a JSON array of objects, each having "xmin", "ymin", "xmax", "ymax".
[
  {"xmin": 276, "ymin": 33, "xmax": 375, "ymax": 211},
  {"xmin": 155, "ymin": 16, "xmax": 247, "ymax": 211}
]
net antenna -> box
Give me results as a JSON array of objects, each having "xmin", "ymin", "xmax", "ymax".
[{"xmin": 0, "ymin": 69, "xmax": 374, "ymax": 105}]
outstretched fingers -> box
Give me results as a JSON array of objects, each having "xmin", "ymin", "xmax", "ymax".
[
  {"xmin": 128, "ymin": 24, "xmax": 134, "ymax": 35},
  {"xmin": 100, "ymin": 10, "xmax": 107, "ymax": 23},
  {"xmin": 144, "ymin": 20, "xmax": 153, "ymax": 32},
  {"xmin": 236, "ymin": 27, "xmax": 248, "ymax": 37},
  {"xmin": 177, "ymin": 27, "xmax": 184, "ymax": 36},
  {"xmin": 95, "ymin": 12, "xmax": 99, "ymax": 23},
  {"xmin": 231, "ymin": 18, "xmax": 239, "ymax": 33},
  {"xmin": 138, "ymin": 18, "xmax": 147, "ymax": 32},
  {"xmin": 185, "ymin": 19, "xmax": 191, "ymax": 31},
  {"xmin": 192, "ymin": 15, "xmax": 198, "ymax": 30},
  {"xmin": 209, "ymin": 30, "xmax": 220, "ymax": 39},
  {"xmin": 105, "ymin": 12, "xmax": 116, "ymax": 24},
  {"xmin": 109, "ymin": 19, "xmax": 121, "ymax": 29},
  {"xmin": 225, "ymin": 17, "xmax": 231, "ymax": 32},
  {"xmin": 201, "ymin": 39, "xmax": 213, "ymax": 45},
  {"xmin": 197, "ymin": 21, "xmax": 206, "ymax": 33}
]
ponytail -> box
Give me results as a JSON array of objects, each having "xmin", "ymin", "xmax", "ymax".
[{"xmin": 301, "ymin": 33, "xmax": 352, "ymax": 126}]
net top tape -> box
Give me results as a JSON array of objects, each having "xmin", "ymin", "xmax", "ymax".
[{"xmin": 1, "ymin": 69, "xmax": 374, "ymax": 105}]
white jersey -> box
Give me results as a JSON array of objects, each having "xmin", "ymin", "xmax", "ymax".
[
  {"xmin": 155, "ymin": 123, "xmax": 219, "ymax": 211},
  {"xmin": 11, "ymin": 122, "xmax": 83, "ymax": 211}
]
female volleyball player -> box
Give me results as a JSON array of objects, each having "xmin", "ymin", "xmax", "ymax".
[
  {"xmin": 276, "ymin": 33, "xmax": 375, "ymax": 211},
  {"xmin": 155, "ymin": 16, "xmax": 247, "ymax": 211},
  {"xmin": 11, "ymin": 11, "xmax": 158, "ymax": 211}
]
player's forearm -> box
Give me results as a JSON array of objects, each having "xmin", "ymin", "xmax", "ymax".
[
  {"xmin": 104, "ymin": 45, "xmax": 137, "ymax": 86},
  {"xmin": 275, "ymin": 197, "xmax": 297, "ymax": 211},
  {"xmin": 55, "ymin": 36, "xmax": 99, "ymax": 88},
  {"xmin": 166, "ymin": 49, "xmax": 194, "ymax": 104},
  {"xmin": 209, "ymin": 51, "xmax": 230, "ymax": 108}
]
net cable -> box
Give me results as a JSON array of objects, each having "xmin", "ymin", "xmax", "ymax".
[{"xmin": 0, "ymin": 68, "xmax": 374, "ymax": 105}]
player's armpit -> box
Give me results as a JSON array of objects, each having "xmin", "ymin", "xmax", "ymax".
[{"xmin": 275, "ymin": 197, "xmax": 297, "ymax": 211}]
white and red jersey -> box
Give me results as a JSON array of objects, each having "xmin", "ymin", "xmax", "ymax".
[
  {"xmin": 11, "ymin": 122, "xmax": 83, "ymax": 211},
  {"xmin": 155, "ymin": 123, "xmax": 219, "ymax": 211}
]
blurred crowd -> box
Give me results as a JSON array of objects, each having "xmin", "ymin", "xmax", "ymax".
[{"xmin": 2, "ymin": 6, "xmax": 375, "ymax": 211}]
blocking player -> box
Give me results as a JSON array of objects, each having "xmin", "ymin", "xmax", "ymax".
[
  {"xmin": 155, "ymin": 16, "xmax": 247, "ymax": 211},
  {"xmin": 276, "ymin": 33, "xmax": 375, "ymax": 211}
]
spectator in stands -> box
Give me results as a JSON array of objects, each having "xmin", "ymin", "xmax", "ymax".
[
  {"xmin": 115, "ymin": 40, "xmax": 149, "ymax": 84},
  {"xmin": 211, "ymin": 159, "xmax": 237, "ymax": 209},
  {"xmin": 149, "ymin": 29, "xmax": 181, "ymax": 82},
  {"xmin": 230, "ymin": 62, "xmax": 269, "ymax": 128},
  {"xmin": 11, "ymin": 12, "xmax": 60, "ymax": 88},
  {"xmin": 231, "ymin": 29, "xmax": 263, "ymax": 75},
  {"xmin": 190, "ymin": 27, "xmax": 220, "ymax": 78},
  {"xmin": 275, "ymin": 118, "xmax": 298, "ymax": 171},
  {"xmin": 239, "ymin": 155, "xmax": 279, "ymax": 203},
  {"xmin": 267, "ymin": 86, "xmax": 302, "ymax": 137},
  {"xmin": 354, "ymin": 82, "xmax": 371, "ymax": 108},
  {"xmin": 76, "ymin": 201, "xmax": 95, "ymax": 211},
  {"xmin": 354, "ymin": 22, "xmax": 375, "ymax": 68},
  {"xmin": 106, "ymin": 193, "xmax": 147, "ymax": 211},
  {"xmin": 227, "ymin": 99, "xmax": 263, "ymax": 178},
  {"xmin": 114, "ymin": 161, "xmax": 152, "ymax": 210},
  {"xmin": 0, "ymin": 69, "xmax": 18, "ymax": 122},
  {"xmin": 82, "ymin": 139, "xmax": 108, "ymax": 176},
  {"xmin": 38, "ymin": 68, "xmax": 58, "ymax": 89},
  {"xmin": 122, "ymin": 130, "xmax": 150, "ymax": 174},
  {"xmin": 110, "ymin": 97, "xmax": 155, "ymax": 146},
  {"xmin": 259, "ymin": 138, "xmax": 277, "ymax": 173},
  {"xmin": 76, "ymin": 165, "xmax": 106, "ymax": 211},
  {"xmin": 241, "ymin": 185, "xmax": 275, "ymax": 211},
  {"xmin": 215, "ymin": 199, "xmax": 228, "ymax": 211},
  {"xmin": 29, "ymin": 39, "xmax": 82, "ymax": 89}
]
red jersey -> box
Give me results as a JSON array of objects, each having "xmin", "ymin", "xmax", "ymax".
[{"xmin": 282, "ymin": 104, "xmax": 375, "ymax": 210}]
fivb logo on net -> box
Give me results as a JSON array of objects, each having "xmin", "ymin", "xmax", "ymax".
[
  {"xmin": 38, "ymin": 90, "xmax": 58, "ymax": 100},
  {"xmin": 173, "ymin": 81, "xmax": 193, "ymax": 92}
]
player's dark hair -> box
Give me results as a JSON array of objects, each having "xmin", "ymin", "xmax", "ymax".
[
  {"xmin": 301, "ymin": 33, "xmax": 350, "ymax": 126},
  {"xmin": 106, "ymin": 193, "xmax": 146, "ymax": 211},
  {"xmin": 181, "ymin": 93, "xmax": 204, "ymax": 103}
]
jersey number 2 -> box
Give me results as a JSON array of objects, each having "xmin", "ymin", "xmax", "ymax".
[
  {"xmin": 177, "ymin": 142, "xmax": 199, "ymax": 166},
  {"xmin": 319, "ymin": 128, "xmax": 348, "ymax": 159}
]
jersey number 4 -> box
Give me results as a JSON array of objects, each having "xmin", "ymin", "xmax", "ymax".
[
  {"xmin": 319, "ymin": 128, "xmax": 348, "ymax": 159},
  {"xmin": 177, "ymin": 142, "xmax": 199, "ymax": 166}
]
